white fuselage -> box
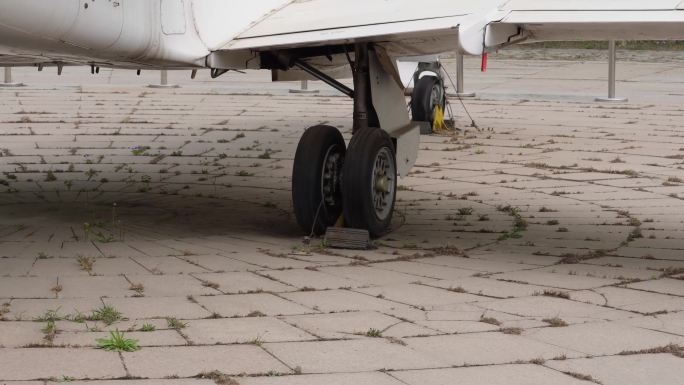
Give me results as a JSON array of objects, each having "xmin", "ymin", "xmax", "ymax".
[{"xmin": 0, "ymin": 0, "xmax": 289, "ymax": 68}]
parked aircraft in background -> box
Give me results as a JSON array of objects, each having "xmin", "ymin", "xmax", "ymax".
[{"xmin": 1, "ymin": 0, "xmax": 683, "ymax": 237}]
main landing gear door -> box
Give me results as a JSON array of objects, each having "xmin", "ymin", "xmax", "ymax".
[{"xmin": 369, "ymin": 52, "xmax": 420, "ymax": 178}]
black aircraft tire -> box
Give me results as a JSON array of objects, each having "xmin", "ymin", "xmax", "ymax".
[
  {"xmin": 411, "ymin": 75, "xmax": 444, "ymax": 126},
  {"xmin": 342, "ymin": 128, "xmax": 397, "ymax": 238},
  {"xmin": 292, "ymin": 125, "xmax": 346, "ymax": 236}
]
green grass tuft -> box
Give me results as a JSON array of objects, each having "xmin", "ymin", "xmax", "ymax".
[
  {"xmin": 88, "ymin": 305, "xmax": 126, "ymax": 325},
  {"xmin": 96, "ymin": 330, "xmax": 140, "ymax": 352}
]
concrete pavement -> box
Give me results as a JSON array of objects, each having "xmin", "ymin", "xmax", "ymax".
[{"xmin": 1, "ymin": 50, "xmax": 683, "ymax": 384}]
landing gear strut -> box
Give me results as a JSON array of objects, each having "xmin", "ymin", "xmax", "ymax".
[{"xmin": 291, "ymin": 43, "xmax": 398, "ymax": 238}]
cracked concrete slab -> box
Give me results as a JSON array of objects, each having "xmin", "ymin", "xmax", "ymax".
[
  {"xmin": 391, "ymin": 364, "xmax": 591, "ymax": 385},
  {"xmin": 545, "ymin": 354, "xmax": 684, "ymax": 385},
  {"xmin": 123, "ymin": 345, "xmax": 291, "ymax": 378}
]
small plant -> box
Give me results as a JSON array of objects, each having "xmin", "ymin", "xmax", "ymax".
[
  {"xmin": 199, "ymin": 371, "xmax": 240, "ymax": 385},
  {"xmin": 235, "ymin": 170, "xmax": 254, "ymax": 177},
  {"xmin": 543, "ymin": 317, "xmax": 569, "ymax": 327},
  {"xmin": 539, "ymin": 290, "xmax": 571, "ymax": 300},
  {"xmin": 77, "ymin": 256, "xmax": 95, "ymax": 272},
  {"xmin": 131, "ymin": 146, "xmax": 150, "ymax": 156},
  {"xmin": 457, "ymin": 207, "xmax": 474, "ymax": 216},
  {"xmin": 202, "ymin": 281, "xmax": 220, "ymax": 290},
  {"xmin": 35, "ymin": 309, "xmax": 62, "ymax": 322},
  {"xmin": 366, "ymin": 328, "xmax": 383, "ymax": 337},
  {"xmin": 89, "ymin": 305, "xmax": 126, "ymax": 325},
  {"xmin": 129, "ymin": 283, "xmax": 144, "ymax": 296},
  {"xmin": 258, "ymin": 150, "xmax": 272, "ymax": 159},
  {"xmin": 166, "ymin": 317, "xmax": 187, "ymax": 330},
  {"xmin": 479, "ymin": 315, "xmax": 502, "ymax": 326},
  {"xmin": 563, "ymin": 372, "xmax": 600, "ymax": 383},
  {"xmin": 500, "ymin": 327, "xmax": 523, "ymax": 335},
  {"xmin": 96, "ymin": 330, "xmax": 140, "ymax": 352},
  {"xmin": 45, "ymin": 171, "xmax": 57, "ymax": 182},
  {"xmin": 546, "ymin": 220, "xmax": 560, "ymax": 226},
  {"xmin": 42, "ymin": 319, "xmax": 58, "ymax": 343},
  {"xmin": 92, "ymin": 231, "xmax": 115, "ymax": 243},
  {"xmin": 448, "ymin": 286, "xmax": 467, "ymax": 293},
  {"xmin": 246, "ymin": 311, "xmax": 266, "ymax": 318},
  {"xmin": 140, "ymin": 323, "xmax": 156, "ymax": 332}
]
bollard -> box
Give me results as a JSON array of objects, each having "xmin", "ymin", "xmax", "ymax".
[
  {"xmin": 596, "ymin": 40, "xmax": 627, "ymax": 102},
  {"xmin": 149, "ymin": 69, "xmax": 179, "ymax": 88},
  {"xmin": 448, "ymin": 52, "xmax": 475, "ymax": 98},
  {"xmin": 290, "ymin": 79, "xmax": 319, "ymax": 94},
  {"xmin": 0, "ymin": 67, "xmax": 24, "ymax": 87}
]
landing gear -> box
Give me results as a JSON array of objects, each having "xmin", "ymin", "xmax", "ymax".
[
  {"xmin": 342, "ymin": 127, "xmax": 397, "ymax": 238},
  {"xmin": 291, "ymin": 125, "xmax": 398, "ymax": 238},
  {"xmin": 292, "ymin": 125, "xmax": 346, "ymax": 236},
  {"xmin": 289, "ymin": 43, "xmax": 408, "ymax": 238},
  {"xmin": 411, "ymin": 74, "xmax": 446, "ymax": 132}
]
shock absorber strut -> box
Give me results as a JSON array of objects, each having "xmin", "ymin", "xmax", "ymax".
[{"xmin": 352, "ymin": 43, "xmax": 379, "ymax": 134}]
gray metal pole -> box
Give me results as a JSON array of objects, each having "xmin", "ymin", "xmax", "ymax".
[
  {"xmin": 290, "ymin": 78, "xmax": 318, "ymax": 94},
  {"xmin": 149, "ymin": 69, "xmax": 178, "ymax": 88},
  {"xmin": 456, "ymin": 53, "xmax": 464, "ymax": 94},
  {"xmin": 596, "ymin": 40, "xmax": 627, "ymax": 102},
  {"xmin": 448, "ymin": 52, "xmax": 475, "ymax": 98},
  {"xmin": 0, "ymin": 67, "xmax": 22, "ymax": 87},
  {"xmin": 608, "ymin": 40, "xmax": 616, "ymax": 99}
]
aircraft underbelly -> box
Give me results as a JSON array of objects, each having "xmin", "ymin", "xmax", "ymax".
[
  {"xmin": 0, "ymin": 0, "xmax": 211, "ymax": 67},
  {"xmin": 62, "ymin": 0, "xmax": 124, "ymax": 50}
]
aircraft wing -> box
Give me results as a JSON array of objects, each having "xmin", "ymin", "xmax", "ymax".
[
  {"xmin": 221, "ymin": 0, "xmax": 487, "ymax": 57},
  {"xmin": 491, "ymin": 0, "xmax": 684, "ymax": 45},
  {"xmin": 221, "ymin": 0, "xmax": 684, "ymax": 57}
]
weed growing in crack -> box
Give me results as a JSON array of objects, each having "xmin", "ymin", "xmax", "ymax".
[
  {"xmin": 140, "ymin": 323, "xmax": 156, "ymax": 332},
  {"xmin": 77, "ymin": 256, "xmax": 95, "ymax": 273},
  {"xmin": 42, "ymin": 319, "xmax": 58, "ymax": 343},
  {"xmin": 166, "ymin": 317, "xmax": 187, "ymax": 330},
  {"xmin": 129, "ymin": 283, "xmax": 144, "ymax": 296},
  {"xmin": 479, "ymin": 315, "xmax": 502, "ymax": 326},
  {"xmin": 542, "ymin": 317, "xmax": 569, "ymax": 327},
  {"xmin": 88, "ymin": 305, "xmax": 126, "ymax": 325},
  {"xmin": 500, "ymin": 327, "xmax": 523, "ymax": 335},
  {"xmin": 198, "ymin": 371, "xmax": 240, "ymax": 385},
  {"xmin": 96, "ymin": 330, "xmax": 140, "ymax": 352},
  {"xmin": 34, "ymin": 309, "xmax": 63, "ymax": 322},
  {"xmin": 537, "ymin": 290, "xmax": 571, "ymax": 300}
]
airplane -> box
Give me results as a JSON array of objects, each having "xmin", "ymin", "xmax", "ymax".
[{"xmin": 0, "ymin": 0, "xmax": 683, "ymax": 238}]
